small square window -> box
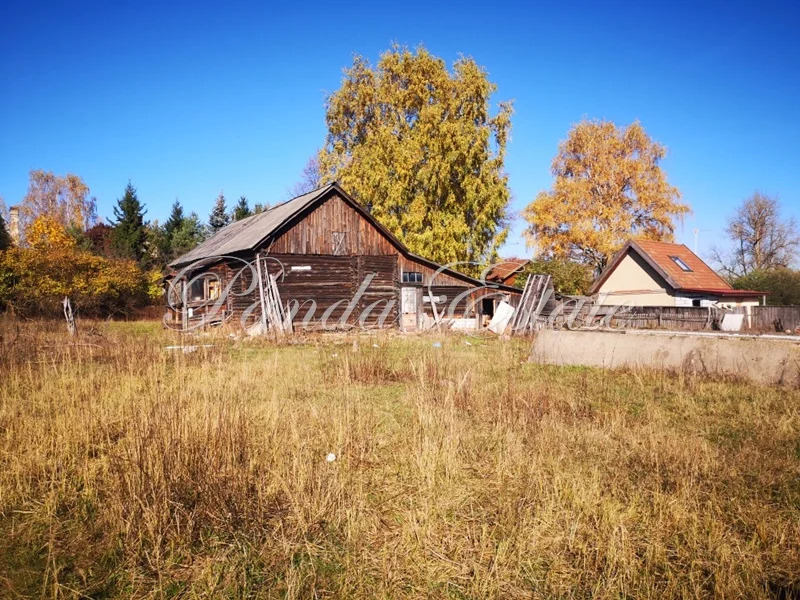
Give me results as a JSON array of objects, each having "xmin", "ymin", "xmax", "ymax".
[
  {"xmin": 332, "ymin": 232, "xmax": 346, "ymax": 255},
  {"xmin": 402, "ymin": 271, "xmax": 423, "ymax": 283},
  {"xmin": 670, "ymin": 256, "xmax": 692, "ymax": 272}
]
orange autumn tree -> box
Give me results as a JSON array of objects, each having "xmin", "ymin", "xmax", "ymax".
[
  {"xmin": 0, "ymin": 216, "xmax": 152, "ymax": 316},
  {"xmin": 523, "ymin": 119, "xmax": 690, "ymax": 273},
  {"xmin": 17, "ymin": 170, "xmax": 97, "ymax": 239}
]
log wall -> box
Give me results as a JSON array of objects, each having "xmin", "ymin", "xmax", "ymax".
[{"xmin": 270, "ymin": 253, "xmax": 399, "ymax": 329}]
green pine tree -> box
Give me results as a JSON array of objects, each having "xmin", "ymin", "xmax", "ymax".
[
  {"xmin": 233, "ymin": 196, "xmax": 253, "ymax": 221},
  {"xmin": 0, "ymin": 212, "xmax": 11, "ymax": 250},
  {"xmin": 172, "ymin": 212, "xmax": 205, "ymax": 257},
  {"xmin": 160, "ymin": 201, "xmax": 206, "ymax": 261},
  {"xmin": 208, "ymin": 192, "xmax": 230, "ymax": 233},
  {"xmin": 164, "ymin": 200, "xmax": 185, "ymax": 239},
  {"xmin": 111, "ymin": 181, "xmax": 147, "ymax": 261},
  {"xmin": 142, "ymin": 221, "xmax": 170, "ymax": 269}
]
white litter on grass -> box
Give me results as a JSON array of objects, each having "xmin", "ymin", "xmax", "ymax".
[
  {"xmin": 372, "ymin": 343, "xmax": 379, "ymax": 348},
  {"xmin": 331, "ymin": 353, "xmax": 338, "ymax": 357},
  {"xmin": 463, "ymin": 340, "xmax": 472, "ymax": 346},
  {"xmin": 432, "ymin": 341, "xmax": 442, "ymax": 348},
  {"xmin": 326, "ymin": 453, "xmax": 337, "ymax": 462}
]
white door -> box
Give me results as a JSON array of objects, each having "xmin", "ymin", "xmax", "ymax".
[{"xmin": 401, "ymin": 287, "xmax": 419, "ymax": 330}]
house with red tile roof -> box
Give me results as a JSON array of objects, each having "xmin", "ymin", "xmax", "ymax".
[{"xmin": 590, "ymin": 240, "xmax": 765, "ymax": 307}]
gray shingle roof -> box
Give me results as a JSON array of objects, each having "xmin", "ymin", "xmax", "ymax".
[{"xmin": 169, "ymin": 184, "xmax": 334, "ymax": 268}]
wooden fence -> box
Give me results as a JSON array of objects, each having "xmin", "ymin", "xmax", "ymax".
[
  {"xmin": 732, "ymin": 305, "xmax": 800, "ymax": 332},
  {"xmin": 599, "ymin": 306, "xmax": 714, "ymax": 331},
  {"xmin": 583, "ymin": 305, "xmax": 800, "ymax": 333}
]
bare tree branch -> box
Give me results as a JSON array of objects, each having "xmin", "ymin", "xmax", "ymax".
[{"xmin": 714, "ymin": 192, "xmax": 799, "ymax": 277}]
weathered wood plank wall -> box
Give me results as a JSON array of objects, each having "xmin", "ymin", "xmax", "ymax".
[
  {"xmin": 397, "ymin": 256, "xmax": 471, "ymax": 287},
  {"xmin": 733, "ymin": 306, "xmax": 800, "ymax": 332},
  {"xmin": 603, "ymin": 306, "xmax": 714, "ymax": 330},
  {"xmin": 421, "ymin": 285, "xmax": 477, "ymax": 319},
  {"xmin": 270, "ymin": 253, "xmax": 399, "ymax": 328},
  {"xmin": 269, "ymin": 195, "xmax": 396, "ymax": 256}
]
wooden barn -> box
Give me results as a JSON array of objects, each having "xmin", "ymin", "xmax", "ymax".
[{"xmin": 165, "ymin": 183, "xmax": 521, "ymax": 331}]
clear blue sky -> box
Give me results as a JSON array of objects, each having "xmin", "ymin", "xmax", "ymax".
[{"xmin": 1, "ymin": 0, "xmax": 798, "ymax": 261}]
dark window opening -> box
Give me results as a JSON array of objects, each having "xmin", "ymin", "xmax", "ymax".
[
  {"xmin": 402, "ymin": 271, "xmax": 423, "ymax": 283},
  {"xmin": 190, "ymin": 279, "xmax": 206, "ymax": 302},
  {"xmin": 692, "ymin": 299, "xmax": 701, "ymax": 307},
  {"xmin": 188, "ymin": 276, "xmax": 220, "ymax": 302},
  {"xmin": 670, "ymin": 256, "xmax": 693, "ymax": 272}
]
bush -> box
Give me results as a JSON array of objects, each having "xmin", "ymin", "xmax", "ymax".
[
  {"xmin": 514, "ymin": 257, "xmax": 593, "ymax": 295},
  {"xmin": 0, "ymin": 216, "xmax": 155, "ymax": 317},
  {"xmin": 732, "ymin": 268, "xmax": 800, "ymax": 305}
]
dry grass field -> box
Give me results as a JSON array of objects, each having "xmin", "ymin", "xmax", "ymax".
[{"xmin": 0, "ymin": 319, "xmax": 799, "ymax": 599}]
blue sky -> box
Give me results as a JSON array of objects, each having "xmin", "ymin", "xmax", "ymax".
[{"xmin": 1, "ymin": 0, "xmax": 798, "ymax": 261}]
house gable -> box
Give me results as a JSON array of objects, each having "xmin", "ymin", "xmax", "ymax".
[
  {"xmin": 594, "ymin": 249, "xmax": 676, "ymax": 305},
  {"xmin": 597, "ymin": 249, "xmax": 672, "ymax": 293}
]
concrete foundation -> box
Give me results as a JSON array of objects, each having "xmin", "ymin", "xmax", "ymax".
[{"xmin": 529, "ymin": 329, "xmax": 800, "ymax": 386}]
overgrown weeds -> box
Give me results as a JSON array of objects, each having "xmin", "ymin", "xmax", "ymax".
[{"xmin": 1, "ymin": 320, "xmax": 799, "ymax": 598}]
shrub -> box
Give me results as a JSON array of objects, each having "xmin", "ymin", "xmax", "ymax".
[
  {"xmin": 0, "ymin": 216, "xmax": 153, "ymax": 316},
  {"xmin": 732, "ymin": 268, "xmax": 800, "ymax": 305},
  {"xmin": 514, "ymin": 257, "xmax": 593, "ymax": 295}
]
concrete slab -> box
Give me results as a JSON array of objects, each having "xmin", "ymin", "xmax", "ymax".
[{"xmin": 529, "ymin": 329, "xmax": 800, "ymax": 386}]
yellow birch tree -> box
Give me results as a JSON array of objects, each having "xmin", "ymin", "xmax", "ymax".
[
  {"xmin": 319, "ymin": 45, "xmax": 513, "ymax": 267},
  {"xmin": 523, "ymin": 119, "xmax": 690, "ymax": 273}
]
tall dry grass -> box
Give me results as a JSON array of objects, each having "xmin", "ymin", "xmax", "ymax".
[{"xmin": 0, "ymin": 319, "xmax": 799, "ymax": 598}]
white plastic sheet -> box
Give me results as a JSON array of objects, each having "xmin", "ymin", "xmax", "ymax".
[
  {"xmin": 489, "ymin": 301, "xmax": 515, "ymax": 334},
  {"xmin": 720, "ymin": 313, "xmax": 745, "ymax": 332}
]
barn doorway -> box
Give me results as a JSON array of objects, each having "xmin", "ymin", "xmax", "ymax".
[{"xmin": 481, "ymin": 297, "xmax": 495, "ymax": 318}]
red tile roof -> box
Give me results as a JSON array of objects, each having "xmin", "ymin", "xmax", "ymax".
[{"xmin": 633, "ymin": 240, "xmax": 730, "ymax": 291}]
